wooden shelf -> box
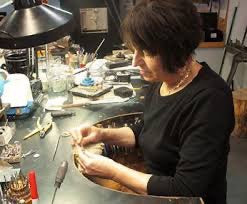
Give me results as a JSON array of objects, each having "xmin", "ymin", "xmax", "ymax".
[
  {"xmin": 199, "ymin": 41, "xmax": 225, "ymax": 48},
  {"xmin": 193, "ymin": 0, "xmax": 230, "ymax": 49}
]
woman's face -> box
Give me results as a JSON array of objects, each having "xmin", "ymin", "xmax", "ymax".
[{"xmin": 132, "ymin": 49, "xmax": 166, "ymax": 82}]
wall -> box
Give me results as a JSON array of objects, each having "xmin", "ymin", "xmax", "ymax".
[{"xmin": 195, "ymin": 0, "xmax": 247, "ymax": 89}]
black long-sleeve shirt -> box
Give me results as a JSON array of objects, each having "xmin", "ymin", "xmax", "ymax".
[{"xmin": 131, "ymin": 63, "xmax": 235, "ymax": 204}]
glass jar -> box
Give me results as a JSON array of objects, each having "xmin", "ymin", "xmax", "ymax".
[{"xmin": 47, "ymin": 64, "xmax": 68, "ymax": 100}]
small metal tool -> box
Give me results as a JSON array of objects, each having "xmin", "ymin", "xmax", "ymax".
[
  {"xmin": 22, "ymin": 150, "xmax": 36, "ymax": 158},
  {"xmin": 51, "ymin": 161, "xmax": 68, "ymax": 204},
  {"xmin": 23, "ymin": 117, "xmax": 52, "ymax": 140},
  {"xmin": 37, "ymin": 120, "xmax": 52, "ymax": 138},
  {"xmin": 52, "ymin": 135, "xmax": 61, "ymax": 161}
]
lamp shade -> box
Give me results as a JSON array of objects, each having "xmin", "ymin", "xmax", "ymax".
[{"xmin": 0, "ymin": 2, "xmax": 75, "ymax": 49}]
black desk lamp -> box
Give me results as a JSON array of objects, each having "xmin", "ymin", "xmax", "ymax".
[
  {"xmin": 0, "ymin": 0, "xmax": 75, "ymax": 49},
  {"xmin": 0, "ymin": 0, "xmax": 75, "ymax": 122}
]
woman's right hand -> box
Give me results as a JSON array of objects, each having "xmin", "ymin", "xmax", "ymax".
[{"xmin": 71, "ymin": 126, "xmax": 104, "ymax": 147}]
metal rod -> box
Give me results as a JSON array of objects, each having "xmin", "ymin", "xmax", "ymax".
[
  {"xmin": 26, "ymin": 48, "xmax": 30, "ymax": 78},
  {"xmin": 241, "ymin": 26, "xmax": 247, "ymax": 46},
  {"xmin": 85, "ymin": 38, "xmax": 105, "ymax": 78},
  {"xmin": 218, "ymin": 48, "xmax": 227, "ymax": 76},
  {"xmin": 110, "ymin": 0, "xmax": 122, "ymax": 24},
  {"xmin": 226, "ymin": 53, "xmax": 239, "ymax": 86},
  {"xmin": 45, "ymin": 44, "xmax": 49, "ymax": 69},
  {"xmin": 0, "ymin": 184, "xmax": 4, "ymax": 204},
  {"xmin": 226, "ymin": 6, "xmax": 238, "ymax": 45},
  {"xmin": 51, "ymin": 187, "xmax": 57, "ymax": 204},
  {"xmin": 28, "ymin": 48, "xmax": 31, "ymax": 69},
  {"xmin": 34, "ymin": 47, "xmax": 39, "ymax": 79},
  {"xmin": 52, "ymin": 135, "xmax": 61, "ymax": 161},
  {"xmin": 94, "ymin": 38, "xmax": 105, "ymax": 58},
  {"xmin": 103, "ymin": 0, "xmax": 120, "ymax": 31},
  {"xmin": 32, "ymin": 48, "xmax": 35, "ymax": 67},
  {"xmin": 219, "ymin": 6, "xmax": 238, "ymax": 76}
]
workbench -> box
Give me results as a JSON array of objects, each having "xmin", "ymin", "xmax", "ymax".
[{"xmin": 12, "ymin": 80, "xmax": 203, "ymax": 204}]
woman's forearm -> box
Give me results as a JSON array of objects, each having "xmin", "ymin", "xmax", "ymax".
[
  {"xmin": 101, "ymin": 127, "xmax": 136, "ymax": 147},
  {"xmin": 111, "ymin": 161, "xmax": 152, "ymax": 195}
]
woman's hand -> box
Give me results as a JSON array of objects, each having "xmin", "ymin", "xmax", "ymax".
[
  {"xmin": 71, "ymin": 125, "xmax": 104, "ymax": 147},
  {"xmin": 77, "ymin": 149, "xmax": 151, "ymax": 194},
  {"xmin": 77, "ymin": 150, "xmax": 116, "ymax": 179},
  {"xmin": 71, "ymin": 125, "xmax": 136, "ymax": 148}
]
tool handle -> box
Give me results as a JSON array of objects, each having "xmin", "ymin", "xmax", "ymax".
[
  {"xmin": 54, "ymin": 161, "xmax": 68, "ymax": 188},
  {"xmin": 51, "ymin": 111, "xmax": 74, "ymax": 118},
  {"xmin": 23, "ymin": 129, "xmax": 40, "ymax": 140},
  {"xmin": 28, "ymin": 171, "xmax": 39, "ymax": 200}
]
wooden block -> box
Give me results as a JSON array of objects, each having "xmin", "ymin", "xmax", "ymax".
[{"xmin": 232, "ymin": 89, "xmax": 247, "ymax": 138}]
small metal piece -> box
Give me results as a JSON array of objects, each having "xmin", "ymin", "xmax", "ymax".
[
  {"xmin": 242, "ymin": 26, "xmax": 247, "ymax": 46},
  {"xmin": 40, "ymin": 122, "xmax": 52, "ymax": 138},
  {"xmin": 22, "ymin": 150, "xmax": 36, "ymax": 159},
  {"xmin": 33, "ymin": 154, "xmax": 40, "ymax": 158},
  {"xmin": 39, "ymin": 130, "xmax": 45, "ymax": 138},
  {"xmin": 52, "ymin": 135, "xmax": 61, "ymax": 161},
  {"xmin": 51, "ymin": 187, "xmax": 58, "ymax": 204},
  {"xmin": 37, "ymin": 119, "xmax": 52, "ymax": 139},
  {"xmin": 61, "ymin": 131, "xmax": 71, "ymax": 137}
]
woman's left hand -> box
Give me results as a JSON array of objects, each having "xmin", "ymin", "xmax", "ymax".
[{"xmin": 77, "ymin": 150, "xmax": 116, "ymax": 179}]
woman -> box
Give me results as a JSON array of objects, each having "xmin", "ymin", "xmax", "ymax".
[{"xmin": 71, "ymin": 1, "xmax": 235, "ymax": 204}]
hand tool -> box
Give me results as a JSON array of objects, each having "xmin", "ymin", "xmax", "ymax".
[
  {"xmin": 51, "ymin": 111, "xmax": 75, "ymax": 118},
  {"xmin": 23, "ymin": 117, "xmax": 52, "ymax": 140},
  {"xmin": 37, "ymin": 119, "xmax": 52, "ymax": 139},
  {"xmin": 22, "ymin": 150, "xmax": 36, "ymax": 158},
  {"xmin": 51, "ymin": 161, "xmax": 68, "ymax": 204}
]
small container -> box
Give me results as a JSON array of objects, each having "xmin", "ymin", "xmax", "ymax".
[
  {"xmin": 50, "ymin": 75, "xmax": 67, "ymax": 93},
  {"xmin": 46, "ymin": 64, "xmax": 68, "ymax": 101},
  {"xmin": 66, "ymin": 73, "xmax": 75, "ymax": 90}
]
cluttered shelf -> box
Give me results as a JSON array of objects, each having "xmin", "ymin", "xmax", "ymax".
[{"xmin": 193, "ymin": 0, "xmax": 229, "ymax": 49}]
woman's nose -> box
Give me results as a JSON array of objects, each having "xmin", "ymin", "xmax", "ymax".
[{"xmin": 132, "ymin": 50, "xmax": 143, "ymax": 67}]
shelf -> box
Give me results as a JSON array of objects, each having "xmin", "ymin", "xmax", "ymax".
[{"xmin": 199, "ymin": 41, "xmax": 225, "ymax": 48}]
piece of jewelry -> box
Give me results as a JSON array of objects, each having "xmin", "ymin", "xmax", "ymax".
[{"xmin": 164, "ymin": 60, "xmax": 194, "ymax": 95}]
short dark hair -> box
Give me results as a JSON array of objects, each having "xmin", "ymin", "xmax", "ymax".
[{"xmin": 121, "ymin": 0, "xmax": 202, "ymax": 73}]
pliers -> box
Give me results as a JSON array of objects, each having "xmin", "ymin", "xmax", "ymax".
[{"xmin": 23, "ymin": 117, "xmax": 52, "ymax": 140}]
